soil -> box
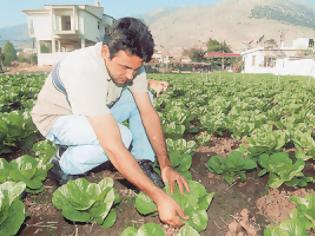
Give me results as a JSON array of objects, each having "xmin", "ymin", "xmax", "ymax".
[
  {"xmin": 256, "ymin": 188, "xmax": 315, "ymax": 224},
  {"xmin": 4, "ymin": 62, "xmax": 52, "ymax": 74},
  {"xmin": 17, "ymin": 136, "xmax": 315, "ymax": 236}
]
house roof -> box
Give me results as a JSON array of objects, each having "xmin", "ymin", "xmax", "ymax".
[
  {"xmin": 240, "ymin": 47, "xmax": 310, "ymax": 56},
  {"xmin": 205, "ymin": 52, "xmax": 241, "ymax": 58},
  {"xmin": 23, "ymin": 4, "xmax": 114, "ymax": 21}
]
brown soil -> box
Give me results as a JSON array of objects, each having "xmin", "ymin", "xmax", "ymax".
[
  {"xmin": 256, "ymin": 188, "xmax": 315, "ymax": 224},
  {"xmin": 4, "ymin": 62, "xmax": 52, "ymax": 74},
  {"xmin": 225, "ymin": 209, "xmax": 259, "ymax": 236},
  {"xmin": 17, "ymin": 136, "xmax": 315, "ymax": 236}
]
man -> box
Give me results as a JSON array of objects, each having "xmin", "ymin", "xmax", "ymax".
[{"xmin": 31, "ymin": 17, "xmax": 189, "ymax": 227}]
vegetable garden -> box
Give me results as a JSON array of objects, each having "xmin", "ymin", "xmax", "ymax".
[{"xmin": 0, "ymin": 72, "xmax": 314, "ymax": 236}]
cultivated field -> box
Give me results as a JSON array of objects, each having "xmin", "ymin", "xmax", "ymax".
[{"xmin": 0, "ymin": 72, "xmax": 314, "ymax": 236}]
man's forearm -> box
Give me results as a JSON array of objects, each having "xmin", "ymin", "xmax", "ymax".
[
  {"xmin": 87, "ymin": 114, "xmax": 166, "ymax": 202},
  {"xmin": 141, "ymin": 110, "xmax": 171, "ymax": 170}
]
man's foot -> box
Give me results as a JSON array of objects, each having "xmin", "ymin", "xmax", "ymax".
[
  {"xmin": 138, "ymin": 160, "xmax": 165, "ymax": 189},
  {"xmin": 49, "ymin": 146, "xmax": 80, "ymax": 185}
]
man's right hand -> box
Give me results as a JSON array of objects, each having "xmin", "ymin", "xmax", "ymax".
[{"xmin": 155, "ymin": 192, "xmax": 189, "ymax": 227}]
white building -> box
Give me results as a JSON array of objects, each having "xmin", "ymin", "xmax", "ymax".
[
  {"xmin": 241, "ymin": 38, "xmax": 315, "ymax": 77},
  {"xmin": 23, "ymin": 4, "xmax": 115, "ymax": 66},
  {"xmin": 152, "ymin": 51, "xmax": 172, "ymax": 64}
]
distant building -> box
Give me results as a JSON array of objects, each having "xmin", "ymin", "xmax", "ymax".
[
  {"xmin": 152, "ymin": 51, "xmax": 172, "ymax": 64},
  {"xmin": 23, "ymin": 3, "xmax": 115, "ymax": 66},
  {"xmin": 241, "ymin": 37, "xmax": 315, "ymax": 77}
]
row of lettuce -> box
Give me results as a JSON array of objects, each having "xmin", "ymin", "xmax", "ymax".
[
  {"xmin": 1, "ymin": 72, "xmax": 315, "ymax": 235},
  {"xmin": 151, "ymin": 72, "xmax": 315, "ymax": 235},
  {"xmin": 0, "ymin": 73, "xmax": 213, "ymax": 235},
  {"xmin": 0, "ymin": 139, "xmax": 212, "ymax": 235}
]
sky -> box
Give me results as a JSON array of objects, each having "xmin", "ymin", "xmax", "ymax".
[{"xmin": 0, "ymin": 0, "xmax": 218, "ymax": 29}]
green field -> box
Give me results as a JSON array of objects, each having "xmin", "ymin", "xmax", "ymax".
[{"xmin": 0, "ymin": 72, "xmax": 314, "ymax": 235}]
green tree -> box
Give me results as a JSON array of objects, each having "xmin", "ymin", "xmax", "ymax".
[
  {"xmin": 3, "ymin": 41, "xmax": 17, "ymax": 66},
  {"xmin": 206, "ymin": 38, "xmax": 234, "ymax": 70},
  {"xmin": 207, "ymin": 38, "xmax": 232, "ymax": 53},
  {"xmin": 183, "ymin": 48, "xmax": 205, "ymax": 62}
]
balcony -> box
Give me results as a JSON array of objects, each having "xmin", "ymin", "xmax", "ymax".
[{"xmin": 52, "ymin": 7, "xmax": 78, "ymax": 35}]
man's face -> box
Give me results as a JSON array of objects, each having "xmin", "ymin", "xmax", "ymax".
[{"xmin": 102, "ymin": 46, "xmax": 143, "ymax": 85}]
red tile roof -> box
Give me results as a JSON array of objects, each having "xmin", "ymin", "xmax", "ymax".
[{"xmin": 205, "ymin": 52, "xmax": 241, "ymax": 58}]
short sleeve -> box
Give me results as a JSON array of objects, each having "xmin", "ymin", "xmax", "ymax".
[{"xmin": 128, "ymin": 66, "xmax": 148, "ymax": 93}]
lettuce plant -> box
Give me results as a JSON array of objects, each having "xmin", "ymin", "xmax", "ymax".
[
  {"xmin": 0, "ymin": 181, "xmax": 26, "ymax": 236},
  {"xmin": 258, "ymin": 152, "xmax": 313, "ymax": 188},
  {"xmin": 0, "ymin": 111, "xmax": 36, "ymax": 155},
  {"xmin": 0, "ymin": 159, "xmax": 9, "ymax": 183},
  {"xmin": 290, "ymin": 194, "xmax": 315, "ymax": 230},
  {"xmin": 178, "ymin": 224, "xmax": 200, "ymax": 236},
  {"xmin": 195, "ymin": 131, "xmax": 211, "ymax": 146},
  {"xmin": 207, "ymin": 150, "xmax": 257, "ymax": 185},
  {"xmin": 168, "ymin": 150, "xmax": 193, "ymax": 180},
  {"xmin": 225, "ymin": 115, "xmax": 255, "ymax": 139},
  {"xmin": 264, "ymin": 194, "xmax": 315, "ymax": 235},
  {"xmin": 199, "ymin": 111, "xmax": 226, "ymax": 136},
  {"xmin": 52, "ymin": 177, "xmax": 120, "ymax": 228},
  {"xmin": 247, "ymin": 125, "xmax": 287, "ymax": 157},
  {"xmin": 32, "ymin": 140, "xmax": 57, "ymax": 162},
  {"xmin": 6, "ymin": 155, "xmax": 52, "ymax": 193},
  {"xmin": 134, "ymin": 180, "xmax": 214, "ymax": 232},
  {"xmin": 166, "ymin": 138, "xmax": 197, "ymax": 155},
  {"xmin": 264, "ymin": 217, "xmax": 308, "ymax": 236},
  {"xmin": 121, "ymin": 223, "xmax": 199, "ymax": 236},
  {"xmin": 290, "ymin": 129, "xmax": 315, "ymax": 161},
  {"xmin": 163, "ymin": 121, "xmax": 185, "ymax": 139},
  {"xmin": 121, "ymin": 223, "xmax": 165, "ymax": 236},
  {"xmin": 158, "ymin": 138, "xmax": 197, "ymax": 180}
]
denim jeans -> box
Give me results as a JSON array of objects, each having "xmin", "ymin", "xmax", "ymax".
[{"xmin": 46, "ymin": 88, "xmax": 155, "ymax": 175}]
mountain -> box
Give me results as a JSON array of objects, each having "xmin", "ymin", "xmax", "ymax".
[
  {"xmin": 0, "ymin": 24, "xmax": 32, "ymax": 49},
  {"xmin": 144, "ymin": 0, "xmax": 315, "ymax": 55},
  {"xmin": 2, "ymin": 0, "xmax": 315, "ymax": 54}
]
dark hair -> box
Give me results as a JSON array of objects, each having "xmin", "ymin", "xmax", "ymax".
[{"xmin": 103, "ymin": 17, "xmax": 154, "ymax": 62}]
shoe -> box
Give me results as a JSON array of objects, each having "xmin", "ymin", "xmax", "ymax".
[
  {"xmin": 138, "ymin": 160, "xmax": 165, "ymax": 189},
  {"xmin": 49, "ymin": 146, "xmax": 80, "ymax": 185}
]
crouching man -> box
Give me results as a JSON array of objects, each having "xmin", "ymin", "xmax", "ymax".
[{"xmin": 31, "ymin": 17, "xmax": 189, "ymax": 227}]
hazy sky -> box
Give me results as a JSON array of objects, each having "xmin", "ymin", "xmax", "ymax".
[{"xmin": 0, "ymin": 0, "xmax": 218, "ymax": 28}]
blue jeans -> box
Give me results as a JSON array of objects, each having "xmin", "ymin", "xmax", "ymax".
[{"xmin": 46, "ymin": 88, "xmax": 155, "ymax": 175}]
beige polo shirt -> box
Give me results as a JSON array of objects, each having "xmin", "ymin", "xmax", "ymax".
[{"xmin": 31, "ymin": 42, "xmax": 148, "ymax": 137}]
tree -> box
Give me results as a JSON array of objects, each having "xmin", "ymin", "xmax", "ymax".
[
  {"xmin": 183, "ymin": 48, "xmax": 205, "ymax": 62},
  {"xmin": 3, "ymin": 41, "xmax": 17, "ymax": 66},
  {"xmin": 207, "ymin": 38, "xmax": 232, "ymax": 53},
  {"xmin": 206, "ymin": 38, "xmax": 234, "ymax": 70}
]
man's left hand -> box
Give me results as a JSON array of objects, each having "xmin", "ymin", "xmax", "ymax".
[{"xmin": 161, "ymin": 166, "xmax": 190, "ymax": 194}]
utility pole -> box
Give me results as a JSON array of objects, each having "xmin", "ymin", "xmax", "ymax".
[
  {"xmin": 221, "ymin": 54, "xmax": 224, "ymax": 71},
  {"xmin": 0, "ymin": 47, "xmax": 5, "ymax": 73}
]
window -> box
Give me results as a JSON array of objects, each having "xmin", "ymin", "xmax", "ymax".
[
  {"xmin": 309, "ymin": 39, "xmax": 314, "ymax": 49},
  {"xmin": 264, "ymin": 57, "xmax": 276, "ymax": 67},
  {"xmin": 252, "ymin": 55, "xmax": 256, "ymax": 66},
  {"xmin": 39, "ymin": 41, "xmax": 52, "ymax": 54},
  {"xmin": 61, "ymin": 15, "xmax": 71, "ymax": 31}
]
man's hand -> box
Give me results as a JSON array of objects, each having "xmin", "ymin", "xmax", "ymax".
[
  {"xmin": 148, "ymin": 79, "xmax": 169, "ymax": 97},
  {"xmin": 155, "ymin": 192, "xmax": 189, "ymax": 227},
  {"xmin": 161, "ymin": 166, "xmax": 190, "ymax": 194}
]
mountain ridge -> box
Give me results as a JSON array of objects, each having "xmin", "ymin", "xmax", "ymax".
[
  {"xmin": 144, "ymin": 0, "xmax": 315, "ymax": 55},
  {"xmin": 1, "ymin": 0, "xmax": 315, "ymax": 54}
]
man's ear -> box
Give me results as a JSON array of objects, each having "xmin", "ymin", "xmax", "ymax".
[{"xmin": 102, "ymin": 45, "xmax": 111, "ymax": 59}]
